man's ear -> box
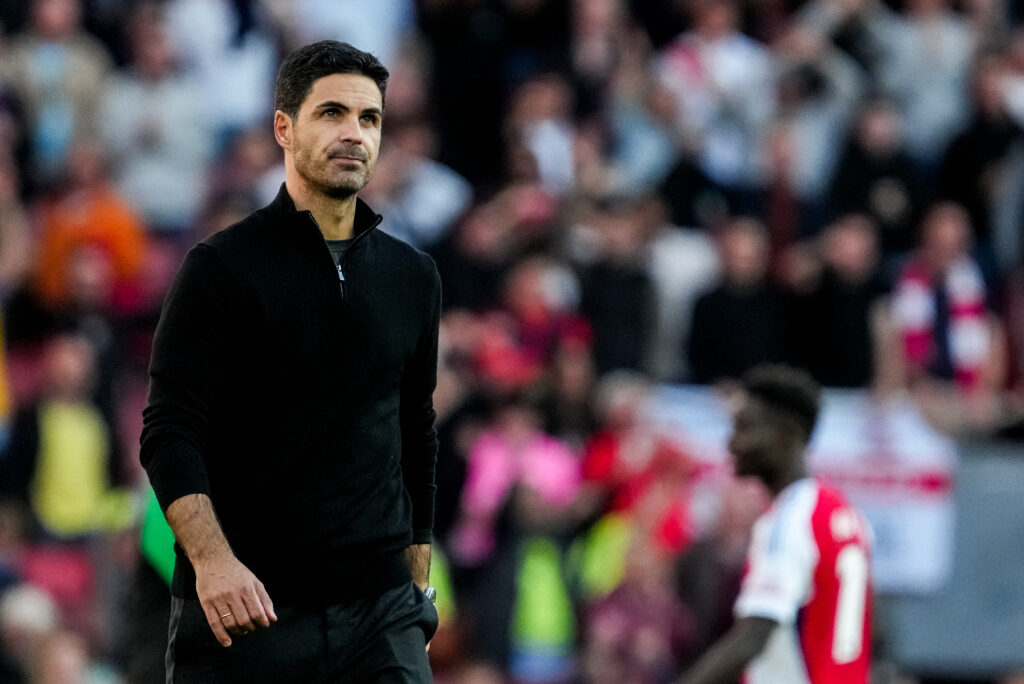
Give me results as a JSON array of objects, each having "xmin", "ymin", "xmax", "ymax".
[{"xmin": 273, "ymin": 110, "xmax": 293, "ymax": 150}]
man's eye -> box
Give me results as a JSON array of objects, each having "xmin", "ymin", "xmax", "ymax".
[
  {"xmin": 361, "ymin": 115, "xmax": 380, "ymax": 125},
  {"xmin": 324, "ymin": 109, "xmax": 338, "ymax": 117}
]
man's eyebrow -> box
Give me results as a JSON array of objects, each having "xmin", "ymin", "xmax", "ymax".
[{"xmin": 313, "ymin": 102, "xmax": 383, "ymax": 117}]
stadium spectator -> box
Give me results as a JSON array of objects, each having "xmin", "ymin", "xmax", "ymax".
[
  {"xmin": 32, "ymin": 629, "xmax": 99, "ymax": 682},
  {"xmin": 163, "ymin": 0, "xmax": 277, "ymax": 147},
  {"xmin": 469, "ymin": 256, "xmax": 586, "ymax": 395},
  {"xmin": 759, "ymin": 120, "xmax": 804, "ymax": 257},
  {"xmin": 577, "ymin": 372, "xmax": 697, "ymax": 567},
  {"xmin": 828, "ymin": 97, "xmax": 921, "ymax": 260},
  {"xmin": 599, "ymin": 32, "xmax": 681, "ymax": 199},
  {"xmin": 937, "ymin": 51, "xmax": 1024, "ymax": 278},
  {"xmin": 794, "ymin": 214, "xmax": 887, "ymax": 387},
  {"xmin": 577, "ymin": 198, "xmax": 655, "ymax": 375},
  {"xmin": 768, "ymin": 27, "xmax": 867, "ymax": 236},
  {"xmin": 505, "ymin": 73, "xmax": 578, "ymax": 198},
  {"xmin": 98, "ymin": 2, "xmax": 213, "ymax": 235},
  {"xmin": 0, "ymin": 332, "xmax": 134, "ymax": 661},
  {"xmin": 637, "ymin": 194, "xmax": 720, "ymax": 383},
  {"xmin": 31, "ymin": 138, "xmax": 146, "ymax": 314},
  {"xmin": 536, "ymin": 335, "xmax": 598, "ymax": 449},
  {"xmin": 688, "ymin": 217, "xmax": 788, "ymax": 384},
  {"xmin": 657, "ymin": 0, "xmax": 776, "ymax": 198},
  {"xmin": 433, "ymin": 188, "xmax": 554, "ymax": 313},
  {"xmin": 796, "ymin": 0, "xmax": 901, "ymax": 92},
  {"xmin": 277, "ymin": 0, "xmax": 415, "ymax": 68},
  {"xmin": 874, "ymin": 202, "xmax": 1009, "ymax": 433},
  {"xmin": 449, "ymin": 392, "xmax": 585, "ymax": 678},
  {"xmin": 878, "ymin": 203, "xmax": 1003, "ymax": 389},
  {"xmin": 582, "ymin": 541, "xmax": 697, "ymax": 684},
  {"xmin": 882, "ymin": 0, "xmax": 975, "ymax": 173},
  {"xmin": 570, "ymin": 0, "xmax": 633, "ymax": 118},
  {"xmin": 0, "ymin": 583, "xmax": 59, "ymax": 683},
  {"xmin": 417, "ymin": 0, "xmax": 571, "ymax": 191},
  {"xmin": 578, "ymin": 373, "xmax": 656, "ymax": 520},
  {"xmin": 415, "ymin": 2, "xmax": 507, "ymax": 186},
  {"xmin": 1, "ymin": 0, "xmax": 111, "ymax": 185},
  {"xmin": 451, "ymin": 393, "xmax": 584, "ymax": 568},
  {"xmin": 0, "ymin": 332, "xmax": 130, "ymax": 540}
]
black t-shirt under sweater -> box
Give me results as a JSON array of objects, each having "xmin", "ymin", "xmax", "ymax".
[{"xmin": 326, "ymin": 238, "xmax": 353, "ymax": 267}]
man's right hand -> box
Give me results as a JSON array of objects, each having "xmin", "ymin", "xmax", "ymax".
[
  {"xmin": 164, "ymin": 494, "xmax": 278, "ymax": 647},
  {"xmin": 195, "ymin": 552, "xmax": 277, "ymax": 647}
]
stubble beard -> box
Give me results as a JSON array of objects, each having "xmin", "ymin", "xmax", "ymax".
[{"xmin": 294, "ymin": 144, "xmax": 373, "ymax": 200}]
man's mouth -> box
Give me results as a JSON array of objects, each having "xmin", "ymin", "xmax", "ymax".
[{"xmin": 329, "ymin": 148, "xmax": 367, "ymax": 163}]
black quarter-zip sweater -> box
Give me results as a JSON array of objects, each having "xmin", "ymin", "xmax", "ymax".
[{"xmin": 140, "ymin": 185, "xmax": 440, "ymax": 606}]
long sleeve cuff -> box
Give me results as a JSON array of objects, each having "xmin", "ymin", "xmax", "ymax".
[{"xmin": 142, "ymin": 435, "xmax": 212, "ymax": 512}]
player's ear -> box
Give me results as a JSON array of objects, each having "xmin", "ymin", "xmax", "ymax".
[{"xmin": 273, "ymin": 110, "xmax": 293, "ymax": 150}]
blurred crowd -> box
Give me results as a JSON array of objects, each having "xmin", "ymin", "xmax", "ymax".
[{"xmin": 0, "ymin": 0, "xmax": 1022, "ymax": 682}]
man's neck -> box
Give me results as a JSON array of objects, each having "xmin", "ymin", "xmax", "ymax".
[
  {"xmin": 765, "ymin": 460, "xmax": 807, "ymax": 498},
  {"xmin": 285, "ymin": 177, "xmax": 358, "ymax": 240}
]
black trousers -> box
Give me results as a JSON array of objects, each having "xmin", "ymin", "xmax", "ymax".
[{"xmin": 165, "ymin": 582, "xmax": 438, "ymax": 683}]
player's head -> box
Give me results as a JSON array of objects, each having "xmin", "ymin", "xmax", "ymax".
[
  {"xmin": 273, "ymin": 41, "xmax": 389, "ymax": 199},
  {"xmin": 728, "ymin": 364, "xmax": 821, "ymax": 484}
]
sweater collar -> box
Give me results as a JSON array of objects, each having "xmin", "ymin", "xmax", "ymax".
[{"xmin": 268, "ymin": 183, "xmax": 383, "ymax": 237}]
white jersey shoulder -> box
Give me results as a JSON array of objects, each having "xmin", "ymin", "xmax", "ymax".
[{"xmin": 735, "ymin": 478, "xmax": 820, "ymax": 684}]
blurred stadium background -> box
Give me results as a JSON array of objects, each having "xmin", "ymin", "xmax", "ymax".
[{"xmin": 0, "ymin": 0, "xmax": 1022, "ymax": 682}]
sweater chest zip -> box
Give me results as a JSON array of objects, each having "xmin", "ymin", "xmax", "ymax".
[{"xmin": 303, "ymin": 211, "xmax": 382, "ymax": 302}]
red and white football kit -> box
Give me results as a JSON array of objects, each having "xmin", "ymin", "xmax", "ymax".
[{"xmin": 734, "ymin": 478, "xmax": 872, "ymax": 684}]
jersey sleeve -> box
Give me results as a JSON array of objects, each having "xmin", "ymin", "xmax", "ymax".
[{"xmin": 734, "ymin": 486, "xmax": 819, "ymax": 625}]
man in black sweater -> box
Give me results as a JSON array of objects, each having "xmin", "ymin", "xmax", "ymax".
[
  {"xmin": 140, "ymin": 41, "xmax": 441, "ymax": 682},
  {"xmin": 688, "ymin": 217, "xmax": 787, "ymax": 384}
]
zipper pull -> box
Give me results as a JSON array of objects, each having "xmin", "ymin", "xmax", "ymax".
[{"xmin": 337, "ymin": 264, "xmax": 346, "ymax": 300}]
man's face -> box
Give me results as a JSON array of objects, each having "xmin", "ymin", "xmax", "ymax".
[
  {"xmin": 720, "ymin": 223, "xmax": 769, "ymax": 287},
  {"xmin": 286, "ymin": 73, "xmax": 383, "ymax": 199},
  {"xmin": 728, "ymin": 394, "xmax": 785, "ymax": 480}
]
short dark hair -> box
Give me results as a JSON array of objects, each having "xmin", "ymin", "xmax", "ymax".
[
  {"xmin": 741, "ymin": 364, "xmax": 821, "ymax": 440},
  {"xmin": 274, "ymin": 41, "xmax": 389, "ymax": 119}
]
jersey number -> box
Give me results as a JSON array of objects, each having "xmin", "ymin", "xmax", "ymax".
[{"xmin": 833, "ymin": 545, "xmax": 868, "ymax": 664}]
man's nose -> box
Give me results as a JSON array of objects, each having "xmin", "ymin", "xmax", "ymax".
[{"xmin": 337, "ymin": 113, "xmax": 364, "ymax": 142}]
